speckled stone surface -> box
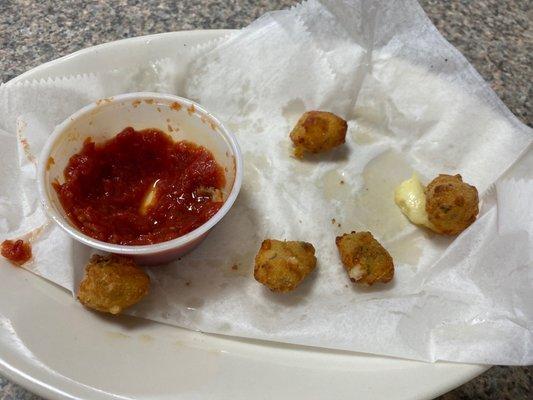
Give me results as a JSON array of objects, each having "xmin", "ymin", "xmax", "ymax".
[
  {"xmin": 0, "ymin": 1, "xmax": 531, "ymax": 399},
  {"xmin": 1, "ymin": 0, "xmax": 530, "ymax": 126}
]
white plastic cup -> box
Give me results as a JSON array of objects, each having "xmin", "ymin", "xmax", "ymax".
[{"xmin": 38, "ymin": 92, "xmax": 242, "ymax": 265}]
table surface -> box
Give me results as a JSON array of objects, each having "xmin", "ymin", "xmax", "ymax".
[{"xmin": 0, "ymin": 1, "xmax": 531, "ymax": 399}]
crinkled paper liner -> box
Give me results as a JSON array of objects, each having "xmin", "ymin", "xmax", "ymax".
[{"xmin": 0, "ymin": 0, "xmax": 531, "ymax": 364}]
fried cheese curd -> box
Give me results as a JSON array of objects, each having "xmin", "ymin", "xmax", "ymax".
[
  {"xmin": 254, "ymin": 239, "xmax": 317, "ymax": 293},
  {"xmin": 289, "ymin": 111, "xmax": 347, "ymax": 158},
  {"xmin": 395, "ymin": 173, "xmax": 479, "ymax": 235},
  {"xmin": 77, "ymin": 254, "xmax": 150, "ymax": 315},
  {"xmin": 425, "ymin": 174, "xmax": 479, "ymax": 235},
  {"xmin": 335, "ymin": 232, "xmax": 394, "ymax": 286}
]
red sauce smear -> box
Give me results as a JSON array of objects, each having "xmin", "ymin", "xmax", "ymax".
[
  {"xmin": 53, "ymin": 127, "xmax": 225, "ymax": 245},
  {"xmin": 1, "ymin": 239, "xmax": 32, "ymax": 266}
]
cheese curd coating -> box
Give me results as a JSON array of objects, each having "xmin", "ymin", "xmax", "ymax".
[
  {"xmin": 254, "ymin": 239, "xmax": 317, "ymax": 293},
  {"xmin": 425, "ymin": 174, "xmax": 479, "ymax": 235},
  {"xmin": 289, "ymin": 111, "xmax": 347, "ymax": 158},
  {"xmin": 77, "ymin": 254, "xmax": 150, "ymax": 314},
  {"xmin": 335, "ymin": 232, "xmax": 394, "ymax": 286}
]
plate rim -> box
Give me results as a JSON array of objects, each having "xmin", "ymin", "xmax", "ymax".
[{"xmin": 7, "ymin": 29, "xmax": 233, "ymax": 86}]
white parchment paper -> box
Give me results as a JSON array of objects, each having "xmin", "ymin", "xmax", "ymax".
[{"xmin": 1, "ymin": 0, "xmax": 531, "ymax": 364}]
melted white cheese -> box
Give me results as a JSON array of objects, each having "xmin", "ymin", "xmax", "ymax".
[
  {"xmin": 348, "ymin": 263, "xmax": 365, "ymax": 281},
  {"xmin": 139, "ymin": 179, "xmax": 160, "ymax": 215},
  {"xmin": 394, "ymin": 174, "xmax": 433, "ymax": 229}
]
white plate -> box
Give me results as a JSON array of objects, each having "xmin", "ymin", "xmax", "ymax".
[{"xmin": 1, "ymin": 30, "xmax": 487, "ymax": 400}]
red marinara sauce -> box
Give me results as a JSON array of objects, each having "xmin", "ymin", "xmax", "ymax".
[
  {"xmin": 1, "ymin": 239, "xmax": 32, "ymax": 266},
  {"xmin": 53, "ymin": 127, "xmax": 226, "ymax": 245}
]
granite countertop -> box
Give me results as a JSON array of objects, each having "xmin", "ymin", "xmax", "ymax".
[{"xmin": 0, "ymin": 0, "xmax": 531, "ymax": 399}]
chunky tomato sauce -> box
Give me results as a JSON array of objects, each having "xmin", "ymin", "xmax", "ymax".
[
  {"xmin": 1, "ymin": 239, "xmax": 32, "ymax": 266},
  {"xmin": 53, "ymin": 127, "xmax": 225, "ymax": 245}
]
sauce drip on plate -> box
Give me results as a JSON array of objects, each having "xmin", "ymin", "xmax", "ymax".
[{"xmin": 1, "ymin": 239, "xmax": 32, "ymax": 266}]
